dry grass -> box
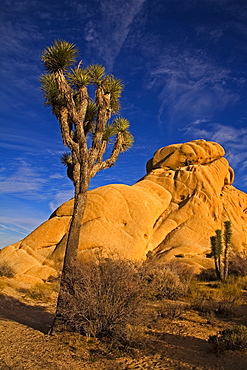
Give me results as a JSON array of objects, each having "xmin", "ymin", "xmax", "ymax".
[{"xmin": 19, "ymin": 282, "xmax": 58, "ymax": 303}]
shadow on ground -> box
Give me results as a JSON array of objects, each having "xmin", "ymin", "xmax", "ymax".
[
  {"xmin": 143, "ymin": 329, "xmax": 247, "ymax": 370},
  {"xmin": 0, "ymin": 293, "xmax": 53, "ymax": 333}
]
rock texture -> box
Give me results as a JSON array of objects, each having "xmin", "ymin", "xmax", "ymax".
[{"xmin": 1, "ymin": 139, "xmax": 247, "ymax": 279}]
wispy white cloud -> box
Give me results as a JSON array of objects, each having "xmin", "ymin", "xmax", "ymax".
[
  {"xmin": 0, "ymin": 160, "xmax": 46, "ymax": 195},
  {"xmin": 149, "ymin": 49, "xmax": 240, "ymax": 123},
  {"xmin": 0, "ymin": 211, "xmax": 47, "ymax": 248},
  {"xmin": 0, "ymin": 214, "xmax": 47, "ymax": 248},
  {"xmin": 82, "ymin": 0, "xmax": 146, "ymax": 70},
  {"xmin": 0, "ymin": 223, "xmax": 26, "ymax": 236},
  {"xmin": 49, "ymin": 173, "xmax": 64, "ymax": 179},
  {"xmin": 196, "ymin": 25, "xmax": 225, "ymax": 43},
  {"xmin": 0, "ymin": 131, "xmax": 58, "ymax": 154}
]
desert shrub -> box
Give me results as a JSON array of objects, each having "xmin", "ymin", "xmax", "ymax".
[
  {"xmin": 21, "ymin": 282, "xmax": 55, "ymax": 302},
  {"xmin": 189, "ymin": 279, "xmax": 243, "ymax": 316},
  {"xmin": 209, "ymin": 325, "xmax": 247, "ymax": 352},
  {"xmin": 238, "ymin": 275, "xmax": 247, "ymax": 291},
  {"xmin": 197, "ymin": 268, "xmax": 218, "ymax": 282},
  {"xmin": 166, "ymin": 259, "xmax": 194, "ymax": 282},
  {"xmin": 141, "ymin": 262, "xmax": 189, "ymax": 300},
  {"xmin": 0, "ymin": 260, "xmax": 15, "ymax": 278},
  {"xmin": 228, "ymin": 254, "xmax": 247, "ymax": 277},
  {"xmin": 58, "ymin": 258, "xmax": 142, "ymax": 341},
  {"xmin": 157, "ymin": 300, "xmax": 189, "ymax": 320}
]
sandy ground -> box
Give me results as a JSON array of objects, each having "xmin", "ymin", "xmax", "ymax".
[{"xmin": 1, "ymin": 281, "xmax": 247, "ymax": 370}]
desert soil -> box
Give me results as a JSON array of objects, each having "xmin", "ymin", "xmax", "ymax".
[{"xmin": 1, "ymin": 280, "xmax": 247, "ymax": 370}]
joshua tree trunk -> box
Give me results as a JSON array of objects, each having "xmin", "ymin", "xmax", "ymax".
[
  {"xmin": 218, "ymin": 255, "xmax": 222, "ymax": 281},
  {"xmin": 63, "ymin": 192, "xmax": 87, "ymax": 267},
  {"xmin": 50, "ymin": 156, "xmax": 89, "ymax": 334},
  {"xmin": 50, "ymin": 191, "xmax": 88, "ymax": 334},
  {"xmin": 214, "ymin": 255, "xmax": 221, "ymax": 280},
  {"xmin": 223, "ymin": 246, "xmax": 229, "ymax": 281}
]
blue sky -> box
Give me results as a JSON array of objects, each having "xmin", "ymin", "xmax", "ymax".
[{"xmin": 1, "ymin": 0, "xmax": 247, "ymax": 248}]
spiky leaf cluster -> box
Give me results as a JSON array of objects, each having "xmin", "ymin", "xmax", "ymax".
[
  {"xmin": 101, "ymin": 118, "xmax": 134, "ymax": 150},
  {"xmin": 85, "ymin": 102, "xmax": 98, "ymax": 123},
  {"xmin": 224, "ymin": 221, "xmax": 232, "ymax": 247},
  {"xmin": 42, "ymin": 40, "xmax": 78, "ymax": 73},
  {"xmin": 112, "ymin": 117, "xmax": 130, "ymax": 132},
  {"xmin": 210, "ymin": 236, "xmax": 217, "ymax": 255},
  {"xmin": 86, "ymin": 64, "xmax": 105, "ymax": 84},
  {"xmin": 68, "ymin": 68, "xmax": 90, "ymax": 88},
  {"xmin": 102, "ymin": 76, "xmax": 123, "ymax": 113},
  {"xmin": 61, "ymin": 152, "xmax": 72, "ymax": 166},
  {"xmin": 215, "ymin": 229, "xmax": 223, "ymax": 256},
  {"xmin": 40, "ymin": 74, "xmax": 65, "ymax": 110},
  {"xmin": 102, "ymin": 124, "xmax": 118, "ymax": 141},
  {"xmin": 122, "ymin": 131, "xmax": 134, "ymax": 150}
]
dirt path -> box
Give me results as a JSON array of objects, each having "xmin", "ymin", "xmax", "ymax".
[{"xmin": 1, "ymin": 290, "xmax": 247, "ymax": 369}]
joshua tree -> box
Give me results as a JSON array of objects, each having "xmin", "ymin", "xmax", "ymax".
[
  {"xmin": 210, "ymin": 221, "xmax": 232, "ymax": 281},
  {"xmin": 41, "ymin": 40, "xmax": 133, "ymax": 333},
  {"xmin": 210, "ymin": 230, "xmax": 223, "ymax": 280}
]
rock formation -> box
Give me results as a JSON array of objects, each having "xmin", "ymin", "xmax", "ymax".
[{"xmin": 1, "ymin": 139, "xmax": 247, "ymax": 280}]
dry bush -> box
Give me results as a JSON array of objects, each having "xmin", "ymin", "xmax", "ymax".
[
  {"xmin": 140, "ymin": 262, "xmax": 189, "ymax": 301},
  {"xmin": 209, "ymin": 325, "xmax": 247, "ymax": 352},
  {"xmin": 165, "ymin": 259, "xmax": 194, "ymax": 282},
  {"xmin": 197, "ymin": 268, "xmax": 217, "ymax": 282},
  {"xmin": 157, "ymin": 300, "xmax": 189, "ymax": 320},
  {"xmin": 59, "ymin": 258, "xmax": 142, "ymax": 341},
  {"xmin": 228, "ymin": 254, "xmax": 247, "ymax": 277},
  {"xmin": 0, "ymin": 260, "xmax": 15, "ymax": 278}
]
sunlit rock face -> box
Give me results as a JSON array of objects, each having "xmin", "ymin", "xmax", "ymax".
[{"xmin": 1, "ymin": 139, "xmax": 247, "ymax": 280}]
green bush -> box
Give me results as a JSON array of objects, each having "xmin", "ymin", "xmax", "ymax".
[
  {"xmin": 189, "ymin": 279, "xmax": 243, "ymax": 316},
  {"xmin": 0, "ymin": 260, "xmax": 15, "ymax": 278},
  {"xmin": 209, "ymin": 325, "xmax": 247, "ymax": 352}
]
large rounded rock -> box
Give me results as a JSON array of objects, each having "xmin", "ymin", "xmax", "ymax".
[{"xmin": 1, "ymin": 139, "xmax": 247, "ymax": 279}]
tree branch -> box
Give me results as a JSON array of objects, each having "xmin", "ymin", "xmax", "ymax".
[
  {"xmin": 59, "ymin": 107, "xmax": 78, "ymax": 153},
  {"xmin": 55, "ymin": 70, "xmax": 89, "ymax": 166},
  {"xmin": 90, "ymin": 133, "xmax": 123, "ymax": 177},
  {"xmin": 89, "ymin": 87, "xmax": 111, "ymax": 168}
]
